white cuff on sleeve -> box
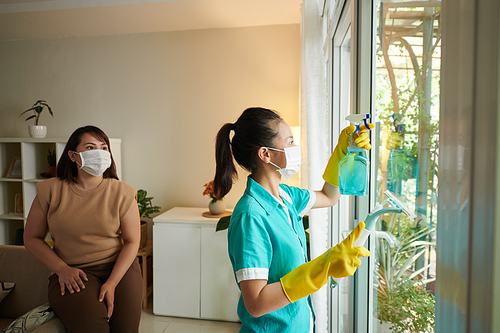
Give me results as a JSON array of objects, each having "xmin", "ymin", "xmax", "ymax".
[{"xmin": 236, "ymin": 268, "xmax": 269, "ymax": 283}]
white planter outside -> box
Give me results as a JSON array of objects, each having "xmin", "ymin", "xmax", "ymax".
[
  {"xmin": 377, "ymin": 320, "xmax": 393, "ymax": 333},
  {"xmin": 28, "ymin": 125, "xmax": 47, "ymax": 138}
]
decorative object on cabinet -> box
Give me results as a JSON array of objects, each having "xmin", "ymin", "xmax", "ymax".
[
  {"xmin": 19, "ymin": 100, "xmax": 54, "ymax": 138},
  {"xmin": 208, "ymin": 199, "xmax": 226, "ymax": 215},
  {"xmin": 0, "ymin": 138, "xmax": 121, "ymax": 245},
  {"xmin": 6, "ymin": 157, "xmax": 22, "ymax": 178},
  {"xmin": 137, "ymin": 189, "xmax": 161, "ymax": 249},
  {"xmin": 203, "ymin": 180, "xmax": 227, "ymax": 215},
  {"xmin": 153, "ymin": 207, "xmax": 239, "ymax": 322},
  {"xmin": 202, "ymin": 210, "xmax": 231, "ymax": 219}
]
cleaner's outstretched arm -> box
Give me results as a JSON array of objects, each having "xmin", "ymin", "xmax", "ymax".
[{"xmin": 280, "ymin": 222, "xmax": 370, "ymax": 303}]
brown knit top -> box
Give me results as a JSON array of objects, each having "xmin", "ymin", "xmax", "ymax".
[{"xmin": 36, "ymin": 177, "xmax": 136, "ymax": 268}]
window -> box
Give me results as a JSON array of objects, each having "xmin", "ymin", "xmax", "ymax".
[
  {"xmin": 328, "ymin": 0, "xmax": 441, "ymax": 332},
  {"xmin": 372, "ymin": 1, "xmax": 441, "ymax": 332}
]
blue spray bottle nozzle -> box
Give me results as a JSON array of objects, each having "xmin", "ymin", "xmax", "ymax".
[{"xmin": 346, "ymin": 114, "xmax": 371, "ymax": 132}]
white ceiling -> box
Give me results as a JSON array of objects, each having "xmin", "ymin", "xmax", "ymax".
[{"xmin": 0, "ymin": 0, "xmax": 302, "ymax": 41}]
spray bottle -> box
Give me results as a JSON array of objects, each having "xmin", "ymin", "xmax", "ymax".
[
  {"xmin": 387, "ymin": 113, "xmax": 418, "ymax": 195},
  {"xmin": 338, "ymin": 114, "xmax": 371, "ymax": 196}
]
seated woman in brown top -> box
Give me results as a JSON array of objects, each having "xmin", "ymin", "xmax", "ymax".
[{"xmin": 24, "ymin": 125, "xmax": 143, "ymax": 333}]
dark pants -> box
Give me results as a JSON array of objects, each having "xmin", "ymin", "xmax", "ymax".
[{"xmin": 48, "ymin": 258, "xmax": 143, "ymax": 333}]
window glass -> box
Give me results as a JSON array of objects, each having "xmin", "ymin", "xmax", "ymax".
[
  {"xmin": 331, "ymin": 13, "xmax": 353, "ymax": 333},
  {"xmin": 372, "ymin": 2, "xmax": 441, "ymax": 332}
]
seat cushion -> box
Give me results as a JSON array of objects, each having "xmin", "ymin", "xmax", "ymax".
[
  {"xmin": 0, "ymin": 317, "xmax": 67, "ymax": 333},
  {"xmin": 0, "ymin": 283, "xmax": 15, "ymax": 303},
  {"xmin": 0, "ymin": 246, "xmax": 52, "ymax": 319},
  {"xmin": 0, "ymin": 318, "xmax": 13, "ymax": 331},
  {"xmin": 31, "ymin": 317, "xmax": 66, "ymax": 333},
  {"xmin": 1, "ymin": 303, "xmax": 55, "ymax": 333}
]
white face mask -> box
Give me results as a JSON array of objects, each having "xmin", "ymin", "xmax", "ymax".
[
  {"xmin": 268, "ymin": 145, "xmax": 301, "ymax": 180},
  {"xmin": 73, "ymin": 149, "xmax": 112, "ymax": 177}
]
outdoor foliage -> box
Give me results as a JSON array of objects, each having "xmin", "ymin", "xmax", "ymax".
[
  {"xmin": 378, "ymin": 278, "xmax": 435, "ymax": 333},
  {"xmin": 376, "ymin": 215, "xmax": 436, "ymax": 333}
]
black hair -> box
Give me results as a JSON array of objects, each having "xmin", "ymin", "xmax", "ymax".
[
  {"xmin": 57, "ymin": 125, "xmax": 118, "ymax": 183},
  {"xmin": 213, "ymin": 107, "xmax": 282, "ymax": 199}
]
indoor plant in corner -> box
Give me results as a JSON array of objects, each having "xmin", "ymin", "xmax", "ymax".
[
  {"xmin": 20, "ymin": 100, "xmax": 54, "ymax": 138},
  {"xmin": 47, "ymin": 149, "xmax": 56, "ymax": 177},
  {"xmin": 137, "ymin": 189, "xmax": 161, "ymax": 249}
]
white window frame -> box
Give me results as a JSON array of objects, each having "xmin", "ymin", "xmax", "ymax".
[{"xmin": 326, "ymin": 0, "xmax": 375, "ymax": 332}]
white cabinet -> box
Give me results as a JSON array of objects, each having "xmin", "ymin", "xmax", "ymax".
[
  {"xmin": 153, "ymin": 207, "xmax": 240, "ymax": 322},
  {"xmin": 0, "ymin": 137, "xmax": 121, "ymax": 245}
]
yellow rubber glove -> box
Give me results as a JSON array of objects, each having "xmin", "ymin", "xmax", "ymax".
[
  {"xmin": 323, "ymin": 124, "xmax": 374, "ymax": 186},
  {"xmin": 385, "ymin": 131, "xmax": 403, "ymax": 150},
  {"xmin": 280, "ymin": 222, "xmax": 371, "ymax": 303}
]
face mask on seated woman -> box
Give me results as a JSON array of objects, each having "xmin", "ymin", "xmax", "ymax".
[{"xmin": 73, "ymin": 149, "xmax": 111, "ymax": 177}]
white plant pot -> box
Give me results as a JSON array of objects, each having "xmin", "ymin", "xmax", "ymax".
[
  {"xmin": 28, "ymin": 125, "xmax": 47, "ymax": 138},
  {"xmin": 209, "ymin": 199, "xmax": 226, "ymax": 215}
]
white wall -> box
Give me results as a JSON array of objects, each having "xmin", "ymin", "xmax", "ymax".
[{"xmin": 0, "ymin": 24, "xmax": 300, "ymax": 214}]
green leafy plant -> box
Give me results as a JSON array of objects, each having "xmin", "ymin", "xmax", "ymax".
[
  {"xmin": 20, "ymin": 100, "xmax": 53, "ymax": 126},
  {"xmin": 378, "ymin": 278, "xmax": 435, "ymax": 333},
  {"xmin": 376, "ymin": 219, "xmax": 436, "ymax": 332},
  {"xmin": 137, "ymin": 189, "xmax": 161, "ymax": 219},
  {"xmin": 47, "ymin": 149, "xmax": 56, "ymax": 167}
]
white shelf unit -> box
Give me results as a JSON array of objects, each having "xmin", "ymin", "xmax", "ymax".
[
  {"xmin": 153, "ymin": 207, "xmax": 240, "ymax": 322},
  {"xmin": 0, "ymin": 137, "xmax": 121, "ymax": 245}
]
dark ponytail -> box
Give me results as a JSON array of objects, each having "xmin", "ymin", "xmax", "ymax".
[
  {"xmin": 213, "ymin": 107, "xmax": 282, "ymax": 199},
  {"xmin": 214, "ymin": 123, "xmax": 237, "ymax": 200}
]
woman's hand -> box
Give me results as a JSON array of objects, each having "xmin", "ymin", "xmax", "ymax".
[
  {"xmin": 99, "ymin": 282, "xmax": 117, "ymax": 321},
  {"xmin": 55, "ymin": 266, "xmax": 88, "ymax": 295},
  {"xmin": 323, "ymin": 123, "xmax": 374, "ymax": 187}
]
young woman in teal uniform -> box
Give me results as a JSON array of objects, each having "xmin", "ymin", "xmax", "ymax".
[{"xmin": 213, "ymin": 108, "xmax": 373, "ymax": 332}]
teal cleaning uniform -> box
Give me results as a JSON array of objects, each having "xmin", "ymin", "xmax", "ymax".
[{"xmin": 228, "ymin": 176, "xmax": 316, "ymax": 333}]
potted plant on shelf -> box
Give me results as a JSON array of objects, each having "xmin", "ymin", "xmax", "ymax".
[
  {"xmin": 137, "ymin": 189, "xmax": 161, "ymax": 249},
  {"xmin": 47, "ymin": 149, "xmax": 56, "ymax": 177},
  {"xmin": 20, "ymin": 100, "xmax": 54, "ymax": 138}
]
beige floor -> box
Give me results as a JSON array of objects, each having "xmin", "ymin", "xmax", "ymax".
[{"xmin": 139, "ymin": 297, "xmax": 242, "ymax": 333}]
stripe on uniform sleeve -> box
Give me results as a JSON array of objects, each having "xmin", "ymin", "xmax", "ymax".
[{"xmin": 236, "ymin": 267, "xmax": 269, "ymax": 283}]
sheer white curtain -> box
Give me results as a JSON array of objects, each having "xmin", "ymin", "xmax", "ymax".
[{"xmin": 300, "ymin": 1, "xmax": 330, "ymax": 332}]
